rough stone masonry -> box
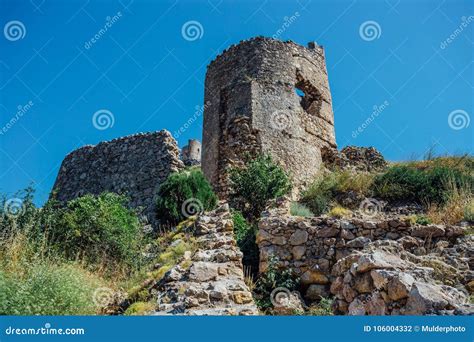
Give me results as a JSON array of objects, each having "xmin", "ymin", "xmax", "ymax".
[
  {"xmin": 51, "ymin": 130, "xmax": 184, "ymax": 226},
  {"xmin": 202, "ymin": 37, "xmax": 336, "ymax": 198}
]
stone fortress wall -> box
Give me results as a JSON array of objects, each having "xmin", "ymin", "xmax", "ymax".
[
  {"xmin": 202, "ymin": 37, "xmax": 336, "ymax": 198},
  {"xmin": 52, "ymin": 130, "xmax": 184, "ymax": 226},
  {"xmin": 257, "ymin": 198, "xmax": 472, "ymax": 314}
]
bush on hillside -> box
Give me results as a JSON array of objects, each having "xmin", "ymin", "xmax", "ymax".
[
  {"xmin": 0, "ymin": 186, "xmax": 38, "ymax": 239},
  {"xmin": 229, "ymin": 154, "xmax": 291, "ymax": 221},
  {"xmin": 0, "ymin": 262, "xmax": 106, "ymax": 315},
  {"xmin": 156, "ymin": 168, "xmax": 217, "ymax": 225},
  {"xmin": 372, "ymin": 165, "xmax": 473, "ymax": 205},
  {"xmin": 47, "ymin": 192, "xmax": 144, "ymax": 268},
  {"xmin": 301, "ymin": 171, "xmax": 374, "ymax": 215}
]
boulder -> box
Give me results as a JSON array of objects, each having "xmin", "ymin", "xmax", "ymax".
[
  {"xmin": 289, "ymin": 229, "xmax": 308, "ymax": 245},
  {"xmin": 412, "ymin": 225, "xmax": 445, "ymax": 238}
]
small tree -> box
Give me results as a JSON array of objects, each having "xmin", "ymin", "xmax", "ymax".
[
  {"xmin": 229, "ymin": 154, "xmax": 291, "ymax": 221},
  {"xmin": 156, "ymin": 168, "xmax": 217, "ymax": 225}
]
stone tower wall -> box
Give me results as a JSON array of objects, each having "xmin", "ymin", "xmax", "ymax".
[
  {"xmin": 202, "ymin": 37, "xmax": 336, "ymax": 197},
  {"xmin": 51, "ymin": 130, "xmax": 184, "ymax": 226},
  {"xmin": 182, "ymin": 139, "xmax": 202, "ymax": 166}
]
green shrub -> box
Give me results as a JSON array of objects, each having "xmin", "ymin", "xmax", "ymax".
[
  {"xmin": 156, "ymin": 168, "xmax": 217, "ymax": 225},
  {"xmin": 229, "ymin": 155, "xmax": 291, "ymax": 221},
  {"xmin": 124, "ymin": 301, "xmax": 155, "ymax": 316},
  {"xmin": 308, "ymin": 297, "xmax": 334, "ymax": 316},
  {"xmin": 301, "ymin": 173, "xmax": 335, "ymax": 215},
  {"xmin": 254, "ymin": 255, "xmax": 299, "ymax": 310},
  {"xmin": 301, "ymin": 171, "xmax": 374, "ymax": 215},
  {"xmin": 372, "ymin": 165, "xmax": 472, "ymax": 205},
  {"xmin": 290, "ymin": 202, "xmax": 313, "ymax": 217},
  {"xmin": 464, "ymin": 200, "xmax": 474, "ymax": 222},
  {"xmin": 0, "ymin": 186, "xmax": 38, "ymax": 239},
  {"xmin": 47, "ymin": 192, "xmax": 143, "ymax": 268},
  {"xmin": 0, "ymin": 261, "xmax": 105, "ymax": 315},
  {"xmin": 410, "ymin": 215, "xmax": 432, "ymax": 226},
  {"xmin": 232, "ymin": 211, "xmax": 259, "ymax": 271}
]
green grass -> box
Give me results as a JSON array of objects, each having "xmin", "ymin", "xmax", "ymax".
[
  {"xmin": 301, "ymin": 171, "xmax": 374, "ymax": 215},
  {"xmin": 0, "ymin": 230, "xmax": 109, "ymax": 315},
  {"xmin": 290, "ymin": 202, "xmax": 313, "ymax": 217}
]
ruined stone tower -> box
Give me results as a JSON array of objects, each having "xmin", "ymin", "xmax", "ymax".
[
  {"xmin": 181, "ymin": 139, "xmax": 202, "ymax": 166},
  {"xmin": 202, "ymin": 37, "xmax": 336, "ymax": 197}
]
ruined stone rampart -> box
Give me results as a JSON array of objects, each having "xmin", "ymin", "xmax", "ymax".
[
  {"xmin": 52, "ymin": 130, "xmax": 184, "ymax": 225},
  {"xmin": 202, "ymin": 37, "xmax": 336, "ymax": 197},
  {"xmin": 257, "ymin": 198, "xmax": 470, "ymax": 312}
]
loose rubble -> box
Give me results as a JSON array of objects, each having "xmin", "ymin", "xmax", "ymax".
[{"xmin": 258, "ymin": 197, "xmax": 473, "ymax": 315}]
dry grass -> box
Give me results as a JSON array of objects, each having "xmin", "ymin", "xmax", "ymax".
[
  {"xmin": 402, "ymin": 155, "xmax": 474, "ymax": 174},
  {"xmin": 332, "ymin": 171, "xmax": 375, "ymax": 195},
  {"xmin": 328, "ymin": 206, "xmax": 352, "ymax": 218},
  {"xmin": 426, "ymin": 178, "xmax": 473, "ymax": 225},
  {"xmin": 243, "ymin": 265, "xmax": 256, "ymax": 292}
]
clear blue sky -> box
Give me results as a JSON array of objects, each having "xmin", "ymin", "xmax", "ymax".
[{"xmin": 1, "ymin": 0, "xmax": 473, "ymax": 205}]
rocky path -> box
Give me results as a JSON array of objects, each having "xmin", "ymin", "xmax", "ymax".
[{"xmin": 153, "ymin": 204, "xmax": 259, "ymax": 315}]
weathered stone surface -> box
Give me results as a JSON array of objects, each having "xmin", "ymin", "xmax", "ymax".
[
  {"xmin": 356, "ymin": 251, "xmax": 405, "ymax": 273},
  {"xmin": 301, "ymin": 270, "xmax": 329, "ymax": 285},
  {"xmin": 322, "ymin": 146, "xmax": 387, "ymax": 172},
  {"xmin": 52, "ymin": 130, "xmax": 184, "ymax": 227},
  {"xmin": 405, "ymin": 282, "xmax": 453, "ymax": 315},
  {"xmin": 153, "ymin": 204, "xmax": 259, "ymax": 315},
  {"xmin": 412, "ymin": 225, "xmax": 445, "ymax": 238},
  {"xmin": 202, "ymin": 37, "xmax": 336, "ymax": 198},
  {"xmin": 289, "ymin": 230, "xmax": 308, "ymax": 245},
  {"xmin": 331, "ymin": 243, "xmax": 471, "ymax": 315},
  {"xmin": 387, "ymin": 273, "xmax": 414, "ymax": 301},
  {"xmin": 188, "ymin": 262, "xmax": 219, "ymax": 282},
  {"xmin": 347, "ymin": 236, "xmax": 371, "ymax": 248},
  {"xmin": 316, "ymin": 225, "xmax": 340, "ymax": 238},
  {"xmin": 270, "ymin": 291, "xmax": 306, "ymax": 315},
  {"xmin": 292, "ymin": 246, "xmax": 306, "ymax": 260},
  {"xmin": 257, "ymin": 195, "xmax": 472, "ymax": 316}
]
